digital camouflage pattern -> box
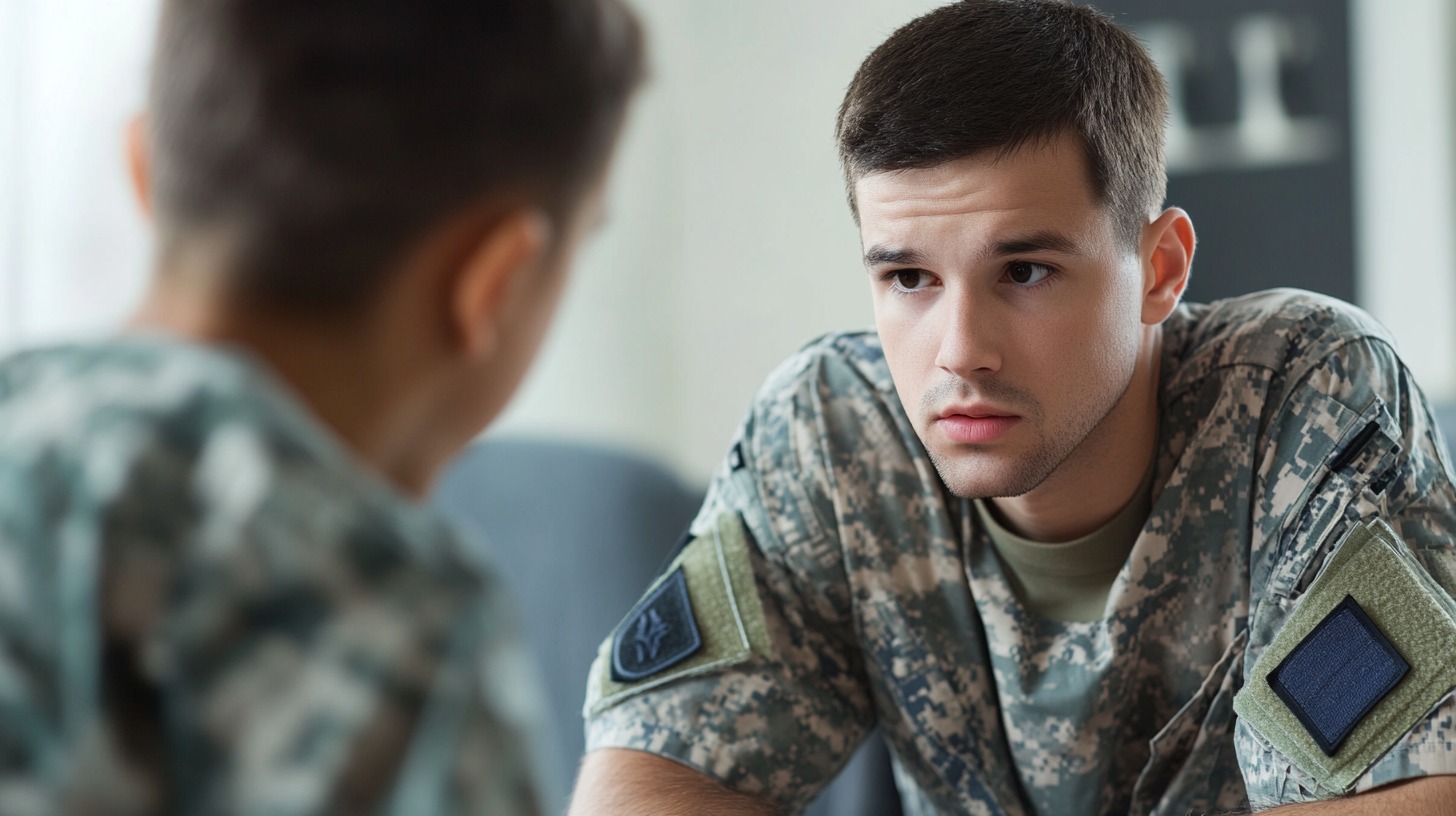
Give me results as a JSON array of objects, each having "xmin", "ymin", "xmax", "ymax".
[
  {"xmin": 0, "ymin": 338, "xmax": 545, "ymax": 816},
  {"xmin": 585, "ymin": 289, "xmax": 1456, "ymax": 815}
]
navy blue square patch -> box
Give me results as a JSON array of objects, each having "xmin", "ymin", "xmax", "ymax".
[
  {"xmin": 1267, "ymin": 595, "xmax": 1410, "ymax": 756},
  {"xmin": 611, "ymin": 567, "xmax": 703, "ymax": 683}
]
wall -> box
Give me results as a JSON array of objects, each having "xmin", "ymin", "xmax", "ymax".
[
  {"xmin": 1352, "ymin": 0, "xmax": 1456, "ymax": 402},
  {"xmin": 493, "ymin": 0, "xmax": 943, "ymax": 478}
]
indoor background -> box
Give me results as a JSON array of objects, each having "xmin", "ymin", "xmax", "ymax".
[
  {"xmin": 0, "ymin": 0, "xmax": 1452, "ymax": 483},
  {"xmin": 2, "ymin": 2, "xmax": 1454, "ymax": 811}
]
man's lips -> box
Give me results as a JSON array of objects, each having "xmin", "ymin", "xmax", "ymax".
[{"xmin": 934, "ymin": 408, "xmax": 1021, "ymax": 444}]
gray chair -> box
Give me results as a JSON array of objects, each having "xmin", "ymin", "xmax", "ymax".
[
  {"xmin": 433, "ymin": 437, "xmax": 701, "ymax": 814},
  {"xmin": 432, "ymin": 436, "xmax": 902, "ymax": 816}
]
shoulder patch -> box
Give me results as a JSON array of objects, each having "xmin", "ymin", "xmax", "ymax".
[
  {"xmin": 611, "ymin": 567, "xmax": 702, "ymax": 682},
  {"xmin": 585, "ymin": 512, "xmax": 770, "ymax": 715},
  {"xmin": 1235, "ymin": 518, "xmax": 1456, "ymax": 792},
  {"xmin": 1267, "ymin": 595, "xmax": 1410, "ymax": 756}
]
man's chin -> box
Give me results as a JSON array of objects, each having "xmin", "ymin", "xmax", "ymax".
[{"xmin": 927, "ymin": 449, "xmax": 1055, "ymax": 500}]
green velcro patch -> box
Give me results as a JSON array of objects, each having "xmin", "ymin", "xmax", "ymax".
[
  {"xmin": 585, "ymin": 512, "xmax": 770, "ymax": 716},
  {"xmin": 1234, "ymin": 518, "xmax": 1456, "ymax": 793}
]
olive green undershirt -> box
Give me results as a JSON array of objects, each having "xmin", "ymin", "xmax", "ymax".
[{"xmin": 974, "ymin": 464, "xmax": 1156, "ymax": 623}]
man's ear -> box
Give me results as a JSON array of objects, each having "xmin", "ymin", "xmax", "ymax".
[
  {"xmin": 452, "ymin": 209, "xmax": 552, "ymax": 357},
  {"xmin": 125, "ymin": 114, "xmax": 152, "ymax": 220},
  {"xmin": 1139, "ymin": 207, "xmax": 1195, "ymax": 325}
]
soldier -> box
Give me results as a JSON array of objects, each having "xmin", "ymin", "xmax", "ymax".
[
  {"xmin": 572, "ymin": 1, "xmax": 1456, "ymax": 814},
  {"xmin": 0, "ymin": 0, "xmax": 641, "ymax": 813}
]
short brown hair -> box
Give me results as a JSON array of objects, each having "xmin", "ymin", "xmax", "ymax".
[
  {"xmin": 835, "ymin": 0, "xmax": 1167, "ymax": 244},
  {"xmin": 148, "ymin": 0, "xmax": 645, "ymax": 311}
]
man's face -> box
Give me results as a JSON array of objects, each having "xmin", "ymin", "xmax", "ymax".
[{"xmin": 857, "ymin": 133, "xmax": 1148, "ymax": 499}]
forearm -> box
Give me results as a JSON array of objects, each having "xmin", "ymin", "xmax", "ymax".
[
  {"xmin": 1250, "ymin": 775, "xmax": 1456, "ymax": 814},
  {"xmin": 568, "ymin": 748, "xmax": 780, "ymax": 816}
]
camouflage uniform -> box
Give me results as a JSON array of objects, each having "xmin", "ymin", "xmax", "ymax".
[
  {"xmin": 585, "ymin": 289, "xmax": 1456, "ymax": 815},
  {"xmin": 0, "ymin": 337, "xmax": 545, "ymax": 816}
]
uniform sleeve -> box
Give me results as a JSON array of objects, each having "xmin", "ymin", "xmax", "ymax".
[
  {"xmin": 1234, "ymin": 335, "xmax": 1456, "ymax": 807},
  {"xmin": 582, "ymin": 360, "xmax": 876, "ymax": 814}
]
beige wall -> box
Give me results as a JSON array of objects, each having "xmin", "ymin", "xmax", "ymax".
[{"xmin": 493, "ymin": 0, "xmax": 945, "ymax": 480}]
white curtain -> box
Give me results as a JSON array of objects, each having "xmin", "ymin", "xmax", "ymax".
[{"xmin": 0, "ymin": 0, "xmax": 156, "ymax": 352}]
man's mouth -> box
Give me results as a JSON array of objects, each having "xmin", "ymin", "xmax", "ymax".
[{"xmin": 934, "ymin": 405, "xmax": 1020, "ymax": 444}]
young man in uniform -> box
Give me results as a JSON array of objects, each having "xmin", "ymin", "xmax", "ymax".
[
  {"xmin": 0, "ymin": 0, "xmax": 641, "ymax": 813},
  {"xmin": 572, "ymin": 2, "xmax": 1456, "ymax": 813}
]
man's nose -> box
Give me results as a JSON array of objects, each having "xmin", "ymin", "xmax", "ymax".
[{"xmin": 932, "ymin": 288, "xmax": 1002, "ymax": 379}]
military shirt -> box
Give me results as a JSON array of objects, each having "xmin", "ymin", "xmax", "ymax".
[
  {"xmin": 0, "ymin": 337, "xmax": 545, "ymax": 816},
  {"xmin": 585, "ymin": 290, "xmax": 1456, "ymax": 815}
]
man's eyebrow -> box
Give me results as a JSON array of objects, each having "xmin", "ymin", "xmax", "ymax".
[
  {"xmin": 864, "ymin": 231, "xmax": 1082, "ymax": 268},
  {"xmin": 984, "ymin": 230, "xmax": 1080, "ymax": 260},
  {"xmin": 863, "ymin": 245, "xmax": 927, "ymax": 267}
]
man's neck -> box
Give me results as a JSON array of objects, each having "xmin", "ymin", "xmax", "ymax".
[
  {"xmin": 128, "ymin": 281, "xmax": 451, "ymax": 498},
  {"xmin": 989, "ymin": 325, "xmax": 1163, "ymax": 543}
]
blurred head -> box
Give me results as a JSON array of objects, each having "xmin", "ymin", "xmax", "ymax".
[
  {"xmin": 838, "ymin": 0, "xmax": 1192, "ymax": 500},
  {"xmin": 132, "ymin": 0, "xmax": 645, "ymax": 441},
  {"xmin": 146, "ymin": 0, "xmax": 644, "ymax": 305}
]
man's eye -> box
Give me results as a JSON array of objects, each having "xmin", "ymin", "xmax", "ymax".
[
  {"xmin": 1006, "ymin": 261, "xmax": 1053, "ymax": 286},
  {"xmin": 891, "ymin": 270, "xmax": 931, "ymax": 291}
]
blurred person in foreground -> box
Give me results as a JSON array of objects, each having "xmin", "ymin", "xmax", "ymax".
[
  {"xmin": 571, "ymin": 2, "xmax": 1456, "ymax": 814},
  {"xmin": 0, "ymin": 0, "xmax": 641, "ymax": 813}
]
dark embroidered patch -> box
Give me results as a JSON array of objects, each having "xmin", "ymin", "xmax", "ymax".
[
  {"xmin": 611, "ymin": 567, "xmax": 702, "ymax": 683},
  {"xmin": 1268, "ymin": 595, "xmax": 1410, "ymax": 756}
]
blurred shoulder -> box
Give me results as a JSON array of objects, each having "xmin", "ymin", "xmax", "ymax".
[{"xmin": 0, "ymin": 335, "xmax": 489, "ymax": 585}]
